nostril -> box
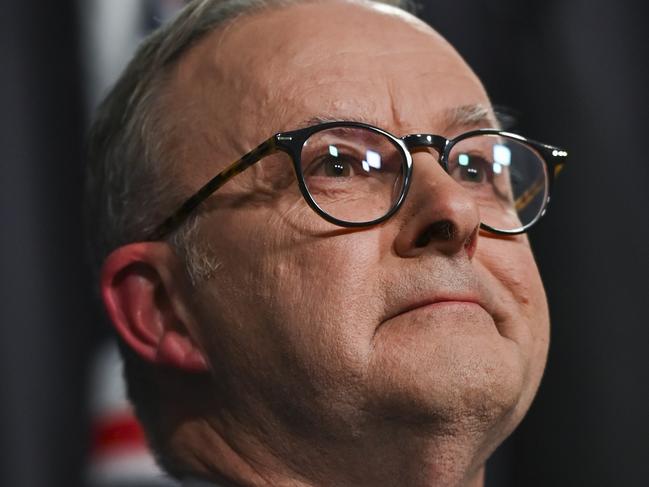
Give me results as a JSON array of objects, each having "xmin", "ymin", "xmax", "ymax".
[{"xmin": 414, "ymin": 220, "xmax": 455, "ymax": 247}]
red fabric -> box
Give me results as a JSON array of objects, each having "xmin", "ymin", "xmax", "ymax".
[{"xmin": 91, "ymin": 412, "xmax": 147, "ymax": 456}]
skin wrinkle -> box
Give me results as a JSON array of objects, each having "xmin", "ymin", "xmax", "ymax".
[
  {"xmin": 189, "ymin": 417, "xmax": 281, "ymax": 486},
  {"xmin": 289, "ymin": 104, "xmax": 495, "ymax": 142},
  {"xmin": 128, "ymin": 1, "xmax": 552, "ymax": 486}
]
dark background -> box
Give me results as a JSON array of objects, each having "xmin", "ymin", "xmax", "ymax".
[{"xmin": 1, "ymin": 0, "xmax": 648, "ymax": 486}]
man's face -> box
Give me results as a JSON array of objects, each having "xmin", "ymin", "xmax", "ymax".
[{"xmin": 167, "ymin": 0, "xmax": 549, "ymax": 452}]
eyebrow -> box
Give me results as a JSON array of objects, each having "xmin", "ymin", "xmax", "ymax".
[
  {"xmin": 294, "ymin": 114, "xmax": 385, "ymax": 129},
  {"xmin": 442, "ymin": 104, "xmax": 500, "ymax": 132},
  {"xmin": 289, "ymin": 103, "xmax": 499, "ymax": 136}
]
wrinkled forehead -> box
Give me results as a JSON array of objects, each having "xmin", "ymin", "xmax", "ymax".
[{"xmin": 166, "ymin": 0, "xmax": 490, "ymax": 165}]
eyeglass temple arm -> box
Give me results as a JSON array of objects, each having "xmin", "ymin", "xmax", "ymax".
[
  {"xmin": 515, "ymin": 148, "xmax": 567, "ymax": 211},
  {"xmin": 146, "ymin": 138, "xmax": 277, "ymax": 241},
  {"xmin": 515, "ymin": 177, "xmax": 545, "ymax": 211}
]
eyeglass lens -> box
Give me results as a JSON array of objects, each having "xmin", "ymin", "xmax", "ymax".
[
  {"xmin": 300, "ymin": 126, "xmax": 406, "ymax": 224},
  {"xmin": 447, "ymin": 135, "xmax": 549, "ymax": 231},
  {"xmin": 299, "ymin": 126, "xmax": 548, "ymax": 232}
]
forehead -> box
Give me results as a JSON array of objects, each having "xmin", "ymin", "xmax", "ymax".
[{"xmin": 167, "ymin": 0, "xmax": 490, "ymax": 170}]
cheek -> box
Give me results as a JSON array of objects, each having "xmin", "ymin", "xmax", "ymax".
[
  {"xmin": 268, "ymin": 228, "xmax": 384, "ymax": 362},
  {"xmin": 194, "ymin": 207, "xmax": 387, "ymax": 388},
  {"xmin": 475, "ymin": 237, "xmax": 550, "ymax": 384},
  {"xmin": 478, "ymin": 237, "xmax": 547, "ymax": 320}
]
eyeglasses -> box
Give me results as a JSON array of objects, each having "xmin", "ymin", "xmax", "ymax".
[{"xmin": 148, "ymin": 121, "xmax": 567, "ymax": 240}]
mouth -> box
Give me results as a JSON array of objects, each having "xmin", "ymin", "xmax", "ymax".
[
  {"xmin": 380, "ymin": 266, "xmax": 502, "ymax": 330},
  {"xmin": 388, "ymin": 297, "xmax": 488, "ymax": 321}
]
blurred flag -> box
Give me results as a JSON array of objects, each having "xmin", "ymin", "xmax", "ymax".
[
  {"xmin": 86, "ymin": 342, "xmax": 178, "ymax": 486},
  {"xmin": 79, "ymin": 0, "xmax": 188, "ymax": 111},
  {"xmin": 81, "ymin": 3, "xmax": 188, "ymax": 485}
]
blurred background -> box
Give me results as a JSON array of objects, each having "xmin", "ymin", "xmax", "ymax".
[{"xmin": 1, "ymin": 0, "xmax": 647, "ymax": 486}]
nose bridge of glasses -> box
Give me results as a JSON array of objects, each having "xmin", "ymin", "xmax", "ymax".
[{"xmin": 402, "ymin": 133, "xmax": 449, "ymax": 166}]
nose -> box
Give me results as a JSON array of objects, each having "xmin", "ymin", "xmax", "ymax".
[{"xmin": 393, "ymin": 152, "xmax": 481, "ymax": 259}]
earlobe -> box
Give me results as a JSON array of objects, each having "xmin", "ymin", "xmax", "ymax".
[
  {"xmin": 101, "ymin": 243, "xmax": 209, "ymax": 373},
  {"xmin": 157, "ymin": 330, "xmax": 209, "ymax": 371}
]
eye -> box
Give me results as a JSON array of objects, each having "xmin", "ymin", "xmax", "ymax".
[
  {"xmin": 460, "ymin": 164, "xmax": 485, "ymax": 183},
  {"xmin": 307, "ymin": 153, "xmax": 361, "ymax": 178},
  {"xmin": 452, "ymin": 153, "xmax": 489, "ymax": 183},
  {"xmin": 323, "ymin": 156, "xmax": 353, "ymax": 177}
]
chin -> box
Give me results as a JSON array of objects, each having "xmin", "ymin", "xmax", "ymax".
[{"xmin": 364, "ymin": 323, "xmax": 531, "ymax": 441}]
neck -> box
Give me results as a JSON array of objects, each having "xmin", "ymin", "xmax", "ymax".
[{"xmin": 168, "ymin": 411, "xmax": 489, "ymax": 487}]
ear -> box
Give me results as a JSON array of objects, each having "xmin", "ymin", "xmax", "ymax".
[{"xmin": 101, "ymin": 242, "xmax": 209, "ymax": 373}]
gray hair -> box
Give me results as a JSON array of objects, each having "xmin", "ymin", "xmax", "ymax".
[{"xmin": 85, "ymin": 0, "xmax": 417, "ymax": 474}]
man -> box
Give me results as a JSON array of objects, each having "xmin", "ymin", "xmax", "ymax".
[{"xmin": 86, "ymin": 0, "xmax": 567, "ymax": 485}]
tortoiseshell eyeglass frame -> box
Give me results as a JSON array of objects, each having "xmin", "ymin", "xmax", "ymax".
[{"xmin": 147, "ymin": 121, "xmax": 567, "ymax": 241}]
